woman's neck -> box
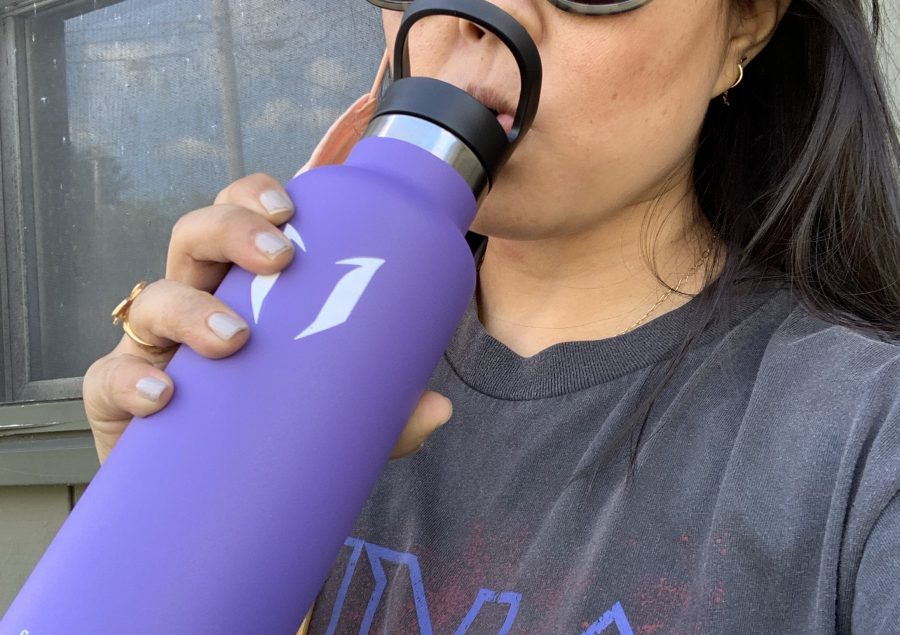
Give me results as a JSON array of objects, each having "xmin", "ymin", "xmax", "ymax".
[{"xmin": 475, "ymin": 193, "xmax": 722, "ymax": 358}]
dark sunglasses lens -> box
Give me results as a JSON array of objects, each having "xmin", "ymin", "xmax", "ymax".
[
  {"xmin": 366, "ymin": 0, "xmax": 410, "ymax": 10},
  {"xmin": 367, "ymin": 0, "xmax": 650, "ymax": 13},
  {"xmin": 554, "ymin": 0, "xmax": 650, "ymax": 12}
]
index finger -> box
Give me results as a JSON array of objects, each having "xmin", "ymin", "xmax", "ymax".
[{"xmin": 214, "ymin": 172, "xmax": 296, "ymax": 224}]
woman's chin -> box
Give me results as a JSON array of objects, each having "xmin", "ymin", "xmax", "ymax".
[
  {"xmin": 469, "ymin": 211, "xmax": 554, "ymax": 242},
  {"xmin": 470, "ymin": 183, "xmax": 582, "ymax": 241}
]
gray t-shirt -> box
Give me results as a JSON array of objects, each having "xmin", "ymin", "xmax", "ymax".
[{"xmin": 307, "ymin": 244, "xmax": 900, "ymax": 634}]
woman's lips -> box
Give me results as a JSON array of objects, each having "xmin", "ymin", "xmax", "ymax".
[
  {"xmin": 496, "ymin": 112, "xmax": 514, "ymax": 135},
  {"xmin": 464, "ymin": 83, "xmax": 516, "ymax": 135}
]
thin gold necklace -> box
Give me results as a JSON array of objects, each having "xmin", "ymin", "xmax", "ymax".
[
  {"xmin": 618, "ymin": 245, "xmax": 712, "ymax": 335},
  {"xmin": 476, "ymin": 245, "xmax": 713, "ymax": 337}
]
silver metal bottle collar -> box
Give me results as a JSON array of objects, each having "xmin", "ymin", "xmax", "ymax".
[{"xmin": 363, "ymin": 114, "xmax": 490, "ymax": 205}]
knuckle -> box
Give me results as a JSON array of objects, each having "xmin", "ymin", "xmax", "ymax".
[
  {"xmin": 83, "ymin": 354, "xmax": 104, "ymax": 384},
  {"xmin": 129, "ymin": 280, "xmax": 176, "ymax": 344},
  {"xmin": 245, "ymin": 171, "xmax": 270, "ymax": 183},
  {"xmin": 107, "ymin": 354, "xmax": 137, "ymax": 389},
  {"xmin": 143, "ymin": 278, "xmax": 166, "ymax": 294},
  {"xmin": 84, "ymin": 355, "xmax": 131, "ymax": 421},
  {"xmin": 245, "ymin": 172, "xmax": 279, "ymax": 190},
  {"xmin": 170, "ymin": 205, "xmax": 218, "ymax": 241},
  {"xmin": 164, "ymin": 296, "xmax": 200, "ymax": 343},
  {"xmin": 169, "ymin": 211, "xmax": 201, "ymax": 257},
  {"xmin": 130, "ymin": 280, "xmax": 160, "ymax": 321},
  {"xmin": 167, "ymin": 206, "xmax": 246, "ymax": 275},
  {"xmin": 170, "ymin": 209, "xmax": 194, "ymax": 240},
  {"xmin": 109, "ymin": 367, "xmax": 137, "ymax": 406},
  {"xmin": 82, "ymin": 355, "xmax": 111, "ymax": 404},
  {"xmin": 217, "ymin": 173, "xmax": 273, "ymax": 205},
  {"xmin": 215, "ymin": 181, "xmax": 233, "ymax": 204},
  {"xmin": 218, "ymin": 203, "xmax": 249, "ymax": 227},
  {"xmin": 167, "ymin": 316, "xmax": 194, "ymax": 347},
  {"xmin": 219, "ymin": 173, "xmax": 287, "ymax": 217}
]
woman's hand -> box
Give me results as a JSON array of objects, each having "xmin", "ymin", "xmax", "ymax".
[{"xmin": 82, "ymin": 96, "xmax": 453, "ymax": 465}]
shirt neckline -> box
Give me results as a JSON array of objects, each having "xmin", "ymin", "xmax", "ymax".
[{"xmin": 443, "ymin": 239, "xmax": 788, "ymax": 400}]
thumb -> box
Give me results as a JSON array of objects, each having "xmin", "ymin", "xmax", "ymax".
[
  {"xmin": 295, "ymin": 93, "xmax": 378, "ymax": 177},
  {"xmin": 389, "ymin": 391, "xmax": 453, "ymax": 460}
]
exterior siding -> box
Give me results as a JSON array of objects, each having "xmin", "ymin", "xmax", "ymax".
[{"xmin": 0, "ymin": 485, "xmax": 72, "ymax": 614}]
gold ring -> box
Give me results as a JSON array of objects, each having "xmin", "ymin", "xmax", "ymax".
[{"xmin": 111, "ymin": 281, "xmax": 175, "ymax": 354}]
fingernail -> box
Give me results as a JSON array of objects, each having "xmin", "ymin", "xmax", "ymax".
[
  {"xmin": 207, "ymin": 312, "xmax": 249, "ymax": 340},
  {"xmin": 439, "ymin": 396, "xmax": 453, "ymax": 425},
  {"xmin": 137, "ymin": 377, "xmax": 168, "ymax": 402},
  {"xmin": 260, "ymin": 190, "xmax": 293, "ymax": 215},
  {"xmin": 256, "ymin": 232, "xmax": 293, "ymax": 258}
]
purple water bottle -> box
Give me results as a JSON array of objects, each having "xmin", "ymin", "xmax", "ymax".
[{"xmin": 1, "ymin": 0, "xmax": 540, "ymax": 632}]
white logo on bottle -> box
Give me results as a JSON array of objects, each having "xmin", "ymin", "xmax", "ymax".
[{"xmin": 250, "ymin": 223, "xmax": 385, "ymax": 339}]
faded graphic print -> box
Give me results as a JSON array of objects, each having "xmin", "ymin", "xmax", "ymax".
[{"xmin": 316, "ymin": 537, "xmax": 635, "ymax": 634}]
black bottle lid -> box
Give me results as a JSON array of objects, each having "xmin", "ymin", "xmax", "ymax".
[{"xmin": 372, "ymin": 0, "xmax": 543, "ymax": 187}]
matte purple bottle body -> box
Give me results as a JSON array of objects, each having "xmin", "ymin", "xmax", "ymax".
[{"xmin": 1, "ymin": 137, "xmax": 478, "ymax": 633}]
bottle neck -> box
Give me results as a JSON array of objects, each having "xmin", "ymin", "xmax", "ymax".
[{"xmin": 363, "ymin": 114, "xmax": 490, "ymax": 206}]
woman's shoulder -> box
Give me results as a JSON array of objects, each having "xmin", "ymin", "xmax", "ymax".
[
  {"xmin": 765, "ymin": 295, "xmax": 900, "ymax": 379},
  {"xmin": 719, "ymin": 287, "xmax": 900, "ymax": 510},
  {"xmin": 716, "ymin": 279, "xmax": 900, "ymax": 385},
  {"xmin": 746, "ymin": 288, "xmax": 900, "ymax": 431}
]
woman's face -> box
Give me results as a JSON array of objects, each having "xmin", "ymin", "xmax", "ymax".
[{"xmin": 381, "ymin": 0, "xmax": 739, "ymax": 240}]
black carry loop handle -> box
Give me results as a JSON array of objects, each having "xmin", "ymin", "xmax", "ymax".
[{"xmin": 373, "ymin": 0, "xmax": 543, "ymax": 185}]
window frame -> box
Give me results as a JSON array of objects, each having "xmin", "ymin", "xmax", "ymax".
[
  {"xmin": 0, "ymin": 1, "xmax": 111, "ymax": 484},
  {"xmin": 2, "ymin": 0, "xmax": 121, "ymax": 405}
]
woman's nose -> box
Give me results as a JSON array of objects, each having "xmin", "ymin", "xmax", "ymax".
[{"xmin": 457, "ymin": 0, "xmax": 543, "ymax": 45}]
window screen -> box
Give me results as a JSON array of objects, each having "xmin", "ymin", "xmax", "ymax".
[
  {"xmin": 2, "ymin": 0, "xmax": 899, "ymax": 402},
  {"xmin": 2, "ymin": 0, "xmax": 383, "ymax": 400}
]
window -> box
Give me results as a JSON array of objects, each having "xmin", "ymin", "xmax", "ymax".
[
  {"xmin": 0, "ymin": 0, "xmax": 383, "ymax": 405},
  {"xmin": 0, "ymin": 0, "xmax": 898, "ymax": 482}
]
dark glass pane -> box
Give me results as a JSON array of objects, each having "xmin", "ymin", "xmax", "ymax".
[{"xmin": 23, "ymin": 0, "xmax": 382, "ymax": 384}]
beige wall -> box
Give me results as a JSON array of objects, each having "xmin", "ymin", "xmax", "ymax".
[{"xmin": 0, "ymin": 485, "xmax": 88, "ymax": 614}]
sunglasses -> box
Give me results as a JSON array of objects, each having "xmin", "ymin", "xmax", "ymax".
[{"xmin": 367, "ymin": 0, "xmax": 653, "ymax": 15}]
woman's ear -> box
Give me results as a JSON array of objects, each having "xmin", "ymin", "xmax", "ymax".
[{"xmin": 712, "ymin": 0, "xmax": 791, "ymax": 97}]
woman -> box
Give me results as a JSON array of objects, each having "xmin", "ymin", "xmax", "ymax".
[{"xmin": 83, "ymin": 0, "xmax": 900, "ymax": 632}]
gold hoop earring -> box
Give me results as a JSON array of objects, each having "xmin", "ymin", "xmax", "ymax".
[{"xmin": 721, "ymin": 62, "xmax": 745, "ymax": 106}]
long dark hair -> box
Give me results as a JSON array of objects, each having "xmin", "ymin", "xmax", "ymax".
[{"xmin": 567, "ymin": 0, "xmax": 900, "ymax": 491}]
